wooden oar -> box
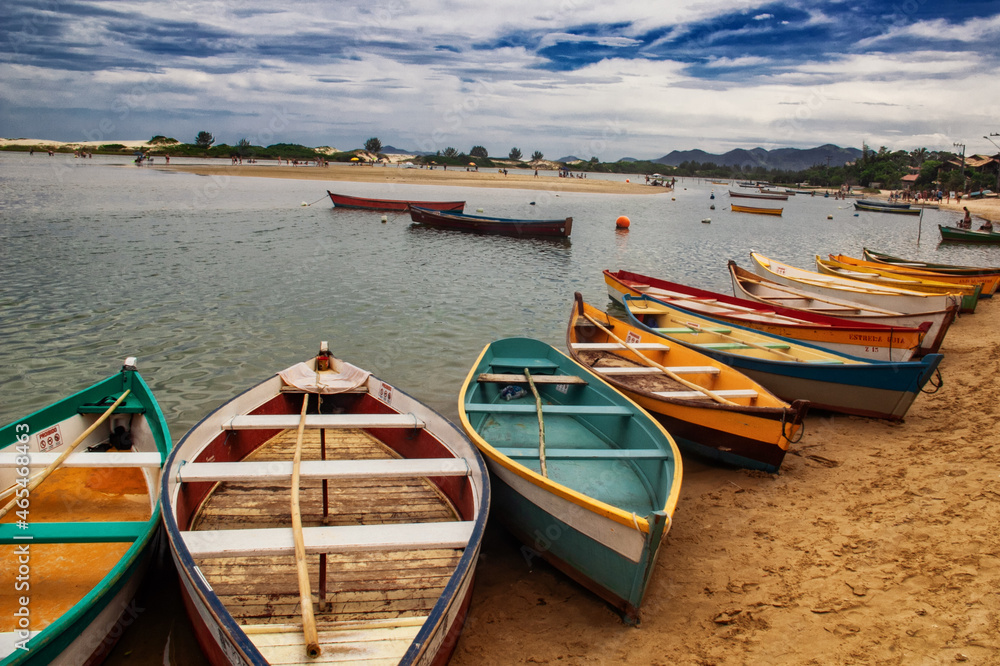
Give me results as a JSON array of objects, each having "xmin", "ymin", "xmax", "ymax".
[
  {"xmin": 0, "ymin": 389, "xmax": 130, "ymax": 521},
  {"xmin": 579, "ymin": 311, "xmax": 738, "ymax": 406},
  {"xmin": 291, "ymin": 394, "xmax": 321, "ymax": 658},
  {"xmin": 523, "ymin": 369, "xmax": 547, "ymax": 477},
  {"xmin": 737, "ymin": 274, "xmax": 903, "ymax": 315}
]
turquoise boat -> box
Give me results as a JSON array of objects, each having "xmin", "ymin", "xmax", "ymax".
[
  {"xmin": 458, "ymin": 337, "xmax": 682, "ymax": 624},
  {"xmin": 0, "ymin": 359, "xmax": 170, "ymax": 665}
]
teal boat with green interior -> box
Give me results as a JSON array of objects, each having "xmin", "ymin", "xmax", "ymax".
[
  {"xmin": 0, "ymin": 358, "xmax": 170, "ymax": 665},
  {"xmin": 458, "ymin": 337, "xmax": 682, "ymax": 623}
]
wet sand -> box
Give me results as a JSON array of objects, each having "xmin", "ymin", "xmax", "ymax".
[{"xmin": 450, "ymin": 303, "xmax": 1000, "ymax": 665}]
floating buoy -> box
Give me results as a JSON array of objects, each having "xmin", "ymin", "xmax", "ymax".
[
  {"xmin": 381, "ymin": 215, "xmax": 388, "ymax": 223},
  {"xmin": 671, "ymin": 197, "xmax": 676, "ymax": 201},
  {"xmin": 827, "ymin": 214, "xmax": 833, "ymax": 219},
  {"xmin": 710, "ymin": 204, "xmax": 715, "ymax": 210},
  {"xmin": 710, "ymin": 193, "xmax": 715, "ymax": 199},
  {"xmin": 477, "ymin": 208, "xmax": 484, "ymax": 212},
  {"xmin": 702, "ymin": 218, "xmax": 711, "ymax": 223},
  {"xmin": 853, "ymin": 213, "xmax": 859, "ymax": 217},
  {"xmin": 615, "ymin": 215, "xmax": 631, "ymax": 229},
  {"xmin": 301, "ymin": 201, "xmax": 308, "ymax": 206}
]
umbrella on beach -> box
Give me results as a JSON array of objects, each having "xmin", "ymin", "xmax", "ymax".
[{"xmin": 351, "ymin": 157, "xmax": 360, "ymax": 161}]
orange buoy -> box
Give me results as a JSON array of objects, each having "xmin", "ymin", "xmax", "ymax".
[
  {"xmin": 625, "ymin": 179, "xmax": 630, "ymax": 183},
  {"xmin": 615, "ymin": 215, "xmax": 631, "ymax": 229}
]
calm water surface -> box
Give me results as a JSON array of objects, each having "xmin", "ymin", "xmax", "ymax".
[{"xmin": 1, "ymin": 152, "xmax": 994, "ymax": 662}]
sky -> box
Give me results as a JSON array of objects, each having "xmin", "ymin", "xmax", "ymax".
[{"xmin": 2, "ymin": 0, "xmax": 999, "ymax": 161}]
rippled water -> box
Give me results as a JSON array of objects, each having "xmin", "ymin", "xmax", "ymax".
[{"xmin": 1, "ymin": 152, "xmax": 992, "ymax": 662}]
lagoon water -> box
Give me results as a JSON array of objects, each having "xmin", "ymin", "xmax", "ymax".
[{"xmin": 1, "ymin": 151, "xmax": 992, "ymax": 662}]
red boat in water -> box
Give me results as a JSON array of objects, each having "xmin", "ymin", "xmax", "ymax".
[
  {"xmin": 327, "ymin": 190, "xmax": 465, "ymax": 212},
  {"xmin": 408, "ymin": 206, "xmax": 572, "ymax": 238}
]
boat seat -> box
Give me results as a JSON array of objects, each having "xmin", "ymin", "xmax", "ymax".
[
  {"xmin": 464, "ymin": 403, "xmax": 633, "ymax": 416},
  {"xmin": 77, "ymin": 398, "xmax": 146, "ymax": 414},
  {"xmin": 182, "ymin": 521, "xmax": 476, "ymax": 558},
  {"xmin": 487, "ymin": 357, "xmax": 560, "ymax": 371},
  {"xmin": 592, "ymin": 366, "xmax": 720, "ymax": 375},
  {"xmin": 476, "ymin": 373, "xmax": 587, "ymax": 385},
  {"xmin": 494, "ymin": 447, "xmax": 668, "ymax": 460},
  {"xmin": 279, "ymin": 385, "xmax": 367, "ymax": 394},
  {"xmin": 176, "ymin": 458, "xmax": 470, "ymax": 483},
  {"xmin": 569, "ymin": 342, "xmax": 670, "ymax": 351},
  {"xmin": 654, "ymin": 389, "xmax": 759, "ymax": 400},
  {"xmin": 224, "ymin": 413, "xmax": 425, "ymax": 430},
  {"xmin": 0, "ymin": 451, "xmax": 164, "ymax": 468},
  {"xmin": 655, "ymin": 326, "xmax": 733, "ymax": 335},
  {"xmin": 0, "ymin": 520, "xmax": 151, "ymax": 545},
  {"xmin": 695, "ymin": 342, "xmax": 791, "ymax": 350}
]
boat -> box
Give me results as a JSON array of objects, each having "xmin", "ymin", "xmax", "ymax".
[
  {"xmin": 939, "ymin": 224, "xmax": 1000, "ymax": 244},
  {"xmin": 853, "ymin": 201, "xmax": 921, "ymax": 215},
  {"xmin": 621, "ymin": 294, "xmax": 943, "ymax": 422},
  {"xmin": 458, "ymin": 337, "xmax": 682, "ymax": 622},
  {"xmin": 826, "ymin": 253, "xmax": 998, "ymax": 298},
  {"xmin": 815, "ymin": 255, "xmax": 981, "ymax": 313},
  {"xmin": 728, "ymin": 190, "xmax": 788, "ymax": 200},
  {"xmin": 731, "ymin": 204, "xmax": 783, "ymax": 216},
  {"xmin": 604, "ymin": 269, "xmax": 928, "ymax": 362},
  {"xmin": 1, "ymin": 358, "xmax": 170, "ymax": 665},
  {"xmin": 729, "ymin": 261, "xmax": 957, "ymax": 356},
  {"xmin": 855, "ymin": 199, "xmax": 913, "ymax": 209},
  {"xmin": 862, "ymin": 248, "xmax": 1000, "ymax": 279},
  {"xmin": 408, "ymin": 206, "xmax": 572, "ymax": 238},
  {"xmin": 161, "ymin": 345, "xmax": 490, "ymax": 665},
  {"xmin": 565, "ymin": 295, "xmax": 808, "ymax": 473},
  {"xmin": 327, "ymin": 191, "xmax": 465, "ymax": 212},
  {"xmin": 749, "ymin": 252, "xmax": 962, "ymax": 317}
]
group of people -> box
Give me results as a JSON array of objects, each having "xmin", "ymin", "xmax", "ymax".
[{"xmin": 959, "ymin": 206, "xmax": 994, "ymax": 232}]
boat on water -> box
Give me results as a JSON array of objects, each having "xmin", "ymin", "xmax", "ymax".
[
  {"xmin": 731, "ymin": 203, "xmax": 783, "ymax": 216},
  {"xmin": 728, "ymin": 261, "xmax": 957, "ymax": 356},
  {"xmin": 566, "ymin": 294, "xmax": 808, "ymax": 473},
  {"xmin": 826, "ymin": 253, "xmax": 998, "ymax": 298},
  {"xmin": 1, "ymin": 358, "xmax": 170, "ymax": 665},
  {"xmin": 408, "ymin": 206, "xmax": 572, "ymax": 238},
  {"xmin": 458, "ymin": 337, "xmax": 682, "ymax": 622},
  {"xmin": 327, "ymin": 191, "xmax": 465, "ymax": 212},
  {"xmin": 161, "ymin": 345, "xmax": 490, "ymax": 665},
  {"xmin": 862, "ymin": 248, "xmax": 1000, "ymax": 278},
  {"xmin": 621, "ymin": 294, "xmax": 943, "ymax": 422},
  {"xmin": 815, "ymin": 255, "xmax": 981, "ymax": 313},
  {"xmin": 939, "ymin": 224, "xmax": 1000, "ymax": 244},
  {"xmin": 749, "ymin": 252, "xmax": 962, "ymax": 317},
  {"xmin": 603, "ymin": 269, "xmax": 928, "ymax": 362},
  {"xmin": 728, "ymin": 190, "xmax": 788, "ymax": 201},
  {"xmin": 855, "ymin": 199, "xmax": 913, "ymax": 209},
  {"xmin": 854, "ymin": 201, "xmax": 921, "ymax": 215}
]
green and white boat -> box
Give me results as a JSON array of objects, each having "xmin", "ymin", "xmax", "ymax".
[{"xmin": 0, "ymin": 358, "xmax": 170, "ymax": 665}]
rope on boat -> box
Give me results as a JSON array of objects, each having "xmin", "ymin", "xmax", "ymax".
[
  {"xmin": 302, "ymin": 195, "xmax": 329, "ymax": 206},
  {"xmin": 781, "ymin": 408, "xmax": 805, "ymax": 444},
  {"xmin": 523, "ymin": 368, "xmax": 548, "ymax": 478},
  {"xmin": 921, "ymin": 368, "xmax": 943, "ymax": 394}
]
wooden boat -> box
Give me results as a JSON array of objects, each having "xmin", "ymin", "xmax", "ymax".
[
  {"xmin": 827, "ymin": 253, "xmax": 997, "ymax": 298},
  {"xmin": 749, "ymin": 252, "xmax": 962, "ymax": 317},
  {"xmin": 327, "ymin": 191, "xmax": 465, "ymax": 212},
  {"xmin": 856, "ymin": 199, "xmax": 912, "ymax": 209},
  {"xmin": 728, "ymin": 190, "xmax": 788, "ymax": 200},
  {"xmin": 621, "ymin": 294, "xmax": 943, "ymax": 422},
  {"xmin": 458, "ymin": 337, "xmax": 682, "ymax": 622},
  {"xmin": 408, "ymin": 206, "xmax": 572, "ymax": 238},
  {"xmin": 939, "ymin": 224, "xmax": 1000, "ymax": 244},
  {"xmin": 161, "ymin": 345, "xmax": 490, "ymax": 665},
  {"xmin": 862, "ymin": 248, "xmax": 1000, "ymax": 279},
  {"xmin": 731, "ymin": 203, "xmax": 783, "ymax": 216},
  {"xmin": 1, "ymin": 358, "xmax": 170, "ymax": 665},
  {"xmin": 815, "ymin": 255, "xmax": 981, "ymax": 313},
  {"xmin": 729, "ymin": 261, "xmax": 957, "ymax": 356},
  {"xmin": 604, "ymin": 269, "xmax": 928, "ymax": 362},
  {"xmin": 854, "ymin": 201, "xmax": 921, "ymax": 215},
  {"xmin": 565, "ymin": 295, "xmax": 808, "ymax": 473}
]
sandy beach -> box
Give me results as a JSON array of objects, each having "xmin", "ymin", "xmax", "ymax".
[{"xmin": 450, "ymin": 300, "xmax": 1000, "ymax": 665}]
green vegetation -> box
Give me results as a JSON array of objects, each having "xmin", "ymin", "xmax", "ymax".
[
  {"xmin": 509, "ymin": 147, "xmax": 522, "ymax": 161},
  {"xmin": 469, "ymin": 145, "xmax": 488, "ymax": 158},
  {"xmin": 364, "ymin": 137, "xmax": 382, "ymax": 154},
  {"xmin": 195, "ymin": 131, "xmax": 215, "ymax": 148}
]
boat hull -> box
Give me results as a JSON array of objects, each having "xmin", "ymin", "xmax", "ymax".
[
  {"xmin": 408, "ymin": 206, "xmax": 572, "ymax": 238},
  {"xmin": 728, "ymin": 190, "xmax": 788, "ymax": 200},
  {"xmin": 327, "ymin": 190, "xmax": 465, "ymax": 211},
  {"xmin": 731, "ymin": 204, "xmax": 783, "ymax": 216},
  {"xmin": 939, "ymin": 224, "xmax": 1000, "ymax": 243},
  {"xmin": 854, "ymin": 201, "xmax": 921, "ymax": 214},
  {"xmin": 830, "ymin": 253, "xmax": 998, "ymax": 297}
]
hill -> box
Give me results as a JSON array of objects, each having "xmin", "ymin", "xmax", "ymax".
[{"xmin": 653, "ymin": 144, "xmax": 861, "ymax": 171}]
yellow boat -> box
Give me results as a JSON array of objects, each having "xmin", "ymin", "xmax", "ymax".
[
  {"xmin": 731, "ymin": 203, "xmax": 783, "ymax": 216},
  {"xmin": 830, "ymin": 253, "xmax": 999, "ymax": 297}
]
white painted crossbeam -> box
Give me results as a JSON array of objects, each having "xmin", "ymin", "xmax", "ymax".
[
  {"xmin": 182, "ymin": 521, "xmax": 476, "ymax": 558},
  {"xmin": 570, "ymin": 342, "xmax": 669, "ymax": 351},
  {"xmin": 0, "ymin": 451, "xmax": 163, "ymax": 468},
  {"xmin": 224, "ymin": 413, "xmax": 424, "ymax": 430},
  {"xmin": 177, "ymin": 458, "xmax": 470, "ymax": 483},
  {"xmin": 654, "ymin": 389, "xmax": 759, "ymax": 400},
  {"xmin": 592, "ymin": 365, "xmax": 720, "ymax": 375}
]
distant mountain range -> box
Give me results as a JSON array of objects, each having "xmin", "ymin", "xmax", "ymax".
[{"xmin": 652, "ymin": 144, "xmax": 862, "ymax": 171}]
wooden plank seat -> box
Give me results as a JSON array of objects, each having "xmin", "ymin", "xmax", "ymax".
[
  {"xmin": 0, "ymin": 451, "xmax": 164, "ymax": 468},
  {"xmin": 477, "ymin": 373, "xmax": 587, "ymax": 385},
  {"xmin": 182, "ymin": 521, "xmax": 476, "ymax": 558},
  {"xmin": 695, "ymin": 342, "xmax": 791, "ymax": 350},
  {"xmin": 654, "ymin": 389, "xmax": 759, "ymax": 400},
  {"xmin": 463, "ymin": 403, "xmax": 633, "ymax": 416},
  {"xmin": 592, "ymin": 365, "xmax": 720, "ymax": 375},
  {"xmin": 655, "ymin": 326, "xmax": 733, "ymax": 334},
  {"xmin": 279, "ymin": 385, "xmax": 367, "ymax": 394},
  {"xmin": 495, "ymin": 447, "xmax": 668, "ymax": 460},
  {"xmin": 0, "ymin": 520, "xmax": 151, "ymax": 545},
  {"xmin": 569, "ymin": 342, "xmax": 670, "ymax": 351},
  {"xmin": 176, "ymin": 458, "xmax": 471, "ymax": 483},
  {"xmin": 224, "ymin": 413, "xmax": 425, "ymax": 430},
  {"xmin": 487, "ymin": 357, "xmax": 560, "ymax": 371}
]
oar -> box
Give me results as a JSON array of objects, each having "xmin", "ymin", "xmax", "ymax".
[
  {"xmin": 0, "ymin": 389, "xmax": 130, "ymax": 520},
  {"xmin": 523, "ymin": 369, "xmax": 547, "ymax": 477},
  {"xmin": 579, "ymin": 310, "xmax": 738, "ymax": 406},
  {"xmin": 291, "ymin": 394, "xmax": 321, "ymax": 658},
  {"xmin": 737, "ymin": 274, "xmax": 903, "ymax": 315}
]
